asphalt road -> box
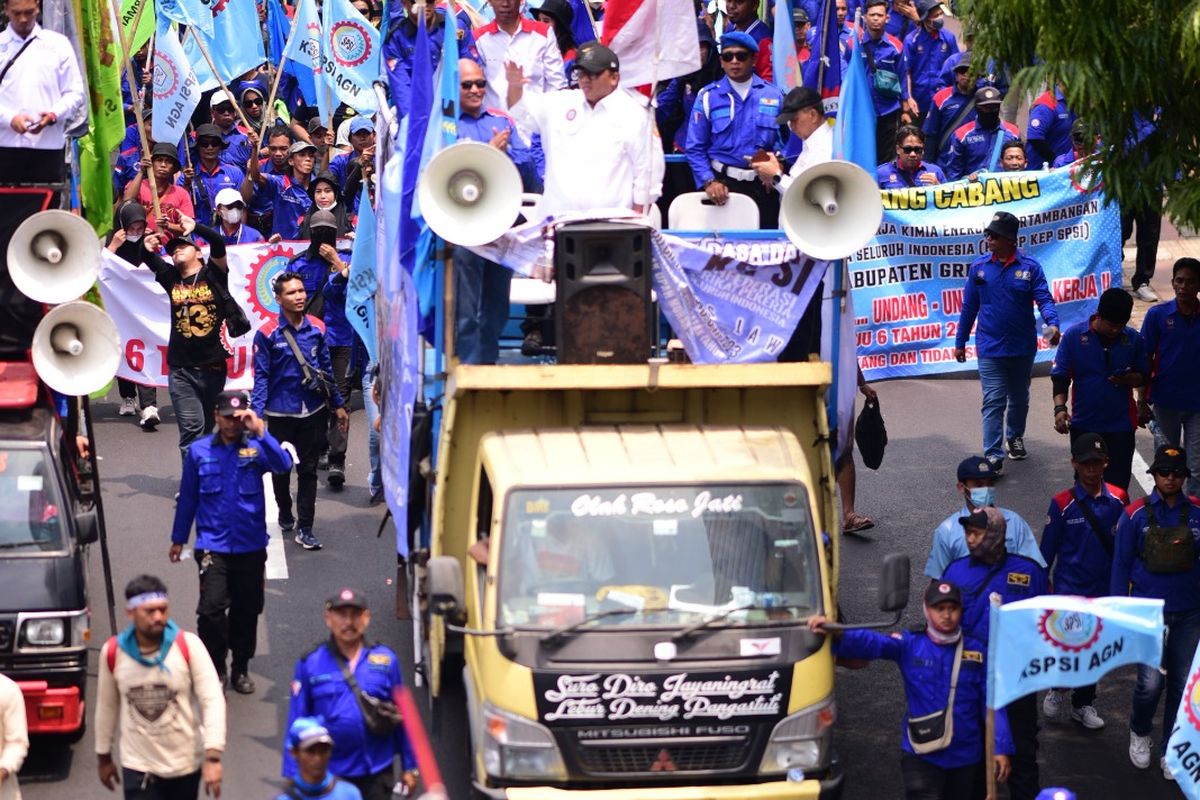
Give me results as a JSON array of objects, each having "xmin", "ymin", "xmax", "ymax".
[{"xmin": 16, "ymin": 370, "xmax": 1183, "ymax": 799}]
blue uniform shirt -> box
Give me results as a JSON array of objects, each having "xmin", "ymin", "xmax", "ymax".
[
  {"xmin": 1025, "ymin": 88, "xmax": 1076, "ymax": 168},
  {"xmin": 328, "ymin": 151, "xmax": 358, "ymax": 188},
  {"xmin": 942, "ymin": 553, "xmax": 1049, "ymax": 642},
  {"xmin": 902, "ymin": 26, "xmax": 958, "ymax": 115},
  {"xmin": 287, "ymin": 249, "xmax": 346, "ymax": 299},
  {"xmin": 384, "ymin": 9, "xmax": 479, "ymax": 118},
  {"xmin": 249, "ymin": 157, "xmax": 287, "ymax": 216},
  {"xmin": 1112, "ymin": 492, "xmax": 1200, "ymax": 613},
  {"xmin": 925, "ymin": 505, "xmax": 1046, "ymax": 579},
  {"xmin": 851, "ymin": 33, "xmax": 908, "ymax": 117},
  {"xmin": 457, "ymin": 108, "xmax": 537, "ymax": 178},
  {"xmin": 322, "ymin": 271, "xmax": 360, "ymax": 348},
  {"xmin": 183, "ymin": 161, "xmax": 246, "ymax": 226},
  {"xmin": 1041, "ymin": 482, "xmax": 1128, "ymax": 597},
  {"xmin": 274, "ymin": 777, "xmax": 362, "ymax": 800},
  {"xmin": 255, "ymin": 173, "xmax": 313, "ymax": 240},
  {"xmin": 284, "ymin": 640, "xmax": 417, "ymax": 780},
  {"xmin": 876, "ymin": 159, "xmax": 945, "ymax": 188},
  {"xmin": 1141, "ymin": 299, "xmax": 1200, "ymax": 412},
  {"xmin": 685, "ymin": 75, "xmax": 785, "ymax": 187},
  {"xmin": 218, "ymin": 126, "xmax": 253, "ymax": 169},
  {"xmin": 1050, "ymin": 319, "xmax": 1148, "ymax": 432},
  {"xmin": 252, "ymin": 316, "xmax": 346, "ymax": 417},
  {"xmin": 171, "ymin": 430, "xmax": 293, "ymax": 552},
  {"xmin": 923, "ymin": 85, "xmax": 974, "ymax": 170},
  {"xmin": 834, "ymin": 629, "xmax": 1014, "ymax": 767},
  {"xmin": 220, "ymin": 223, "xmax": 265, "ymax": 246},
  {"xmin": 945, "ymin": 120, "xmax": 1020, "ymax": 180},
  {"xmin": 955, "ymin": 249, "xmax": 1060, "ymax": 358}
]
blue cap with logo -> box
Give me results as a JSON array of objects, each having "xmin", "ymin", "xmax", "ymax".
[
  {"xmin": 720, "ymin": 31, "xmax": 759, "ymax": 54},
  {"xmin": 957, "ymin": 455, "xmax": 998, "ymax": 482},
  {"xmin": 287, "ymin": 717, "xmax": 334, "ymax": 750}
]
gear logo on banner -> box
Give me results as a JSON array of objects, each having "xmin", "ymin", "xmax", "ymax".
[
  {"xmin": 1037, "ymin": 608, "xmax": 1104, "ymax": 653},
  {"xmin": 329, "ymin": 20, "xmax": 372, "ymax": 68},
  {"xmin": 246, "ymin": 245, "xmax": 296, "ymax": 322},
  {"xmin": 152, "ymin": 56, "xmax": 180, "ymax": 101}
]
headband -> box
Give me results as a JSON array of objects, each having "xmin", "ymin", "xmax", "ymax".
[{"xmin": 127, "ymin": 591, "xmax": 168, "ymax": 610}]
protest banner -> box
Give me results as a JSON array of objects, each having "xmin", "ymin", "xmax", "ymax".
[
  {"xmin": 851, "ymin": 165, "xmax": 1123, "ymax": 380},
  {"xmin": 1168, "ymin": 643, "xmax": 1200, "ymax": 794}
]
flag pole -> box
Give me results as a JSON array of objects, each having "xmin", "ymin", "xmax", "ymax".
[
  {"xmin": 985, "ymin": 594, "xmax": 1002, "ymax": 800},
  {"xmin": 186, "ymin": 29, "xmax": 259, "ymax": 134},
  {"xmin": 264, "ymin": 7, "xmax": 305, "ymax": 132},
  {"xmin": 110, "ymin": 0, "xmax": 160, "ymax": 221}
]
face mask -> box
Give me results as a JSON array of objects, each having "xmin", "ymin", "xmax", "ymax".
[
  {"xmin": 126, "ymin": 232, "xmax": 143, "ymax": 243},
  {"xmin": 316, "ymin": 198, "xmax": 337, "ymax": 211},
  {"xmin": 977, "ymin": 109, "xmax": 1000, "ymax": 128},
  {"xmin": 221, "ymin": 208, "xmax": 243, "ymax": 224},
  {"xmin": 928, "ymin": 16, "xmax": 944, "ymax": 30},
  {"xmin": 967, "ymin": 486, "xmax": 996, "ymax": 508}
]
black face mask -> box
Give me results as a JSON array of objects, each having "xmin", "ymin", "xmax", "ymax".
[
  {"xmin": 977, "ymin": 108, "xmax": 1000, "ymax": 129},
  {"xmin": 308, "ymin": 226, "xmax": 337, "ymax": 254}
]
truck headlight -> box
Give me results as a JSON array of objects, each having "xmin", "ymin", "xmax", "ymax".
[
  {"xmin": 22, "ymin": 618, "xmax": 65, "ymax": 647},
  {"xmin": 481, "ymin": 702, "xmax": 566, "ymax": 780},
  {"xmin": 759, "ymin": 697, "xmax": 835, "ymax": 773}
]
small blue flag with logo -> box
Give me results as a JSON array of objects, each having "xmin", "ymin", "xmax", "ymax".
[
  {"xmin": 1167, "ymin": 641, "xmax": 1200, "ymax": 794},
  {"xmin": 986, "ymin": 595, "xmax": 1164, "ymax": 710},
  {"xmin": 321, "ymin": 0, "xmax": 382, "ymax": 113}
]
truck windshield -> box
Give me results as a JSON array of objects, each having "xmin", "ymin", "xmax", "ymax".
[
  {"xmin": 0, "ymin": 448, "xmax": 66, "ymax": 553},
  {"xmin": 497, "ymin": 484, "xmax": 820, "ymax": 629}
]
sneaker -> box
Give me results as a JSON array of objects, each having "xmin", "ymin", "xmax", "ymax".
[
  {"xmin": 987, "ymin": 457, "xmax": 1005, "ymax": 477},
  {"xmin": 1163, "ymin": 756, "xmax": 1176, "ymax": 781},
  {"xmin": 1042, "ymin": 689, "xmax": 1068, "ymax": 719},
  {"xmin": 278, "ymin": 511, "xmax": 296, "ymax": 532},
  {"xmin": 295, "ymin": 528, "xmax": 322, "ymax": 550},
  {"xmin": 139, "ymin": 405, "xmax": 160, "ymax": 431},
  {"xmin": 317, "ymin": 452, "xmax": 330, "ymax": 471},
  {"xmin": 327, "ymin": 464, "xmax": 345, "ymax": 489},
  {"xmin": 1129, "ymin": 730, "xmax": 1152, "ymax": 769},
  {"xmin": 1134, "ymin": 284, "xmax": 1160, "ymax": 302},
  {"xmin": 368, "ymin": 490, "xmax": 385, "ymax": 507},
  {"xmin": 118, "ymin": 397, "xmax": 136, "ymax": 416},
  {"xmin": 1007, "ymin": 437, "xmax": 1028, "ymax": 460},
  {"xmin": 231, "ymin": 673, "xmax": 256, "ymax": 695},
  {"xmin": 1070, "ymin": 705, "xmax": 1105, "ymax": 730}
]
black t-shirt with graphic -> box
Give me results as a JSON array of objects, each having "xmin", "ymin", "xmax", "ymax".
[{"xmin": 154, "ymin": 262, "xmax": 230, "ymax": 369}]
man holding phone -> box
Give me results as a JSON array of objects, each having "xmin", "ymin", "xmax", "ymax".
[{"xmin": 1050, "ymin": 288, "xmax": 1147, "ymax": 490}]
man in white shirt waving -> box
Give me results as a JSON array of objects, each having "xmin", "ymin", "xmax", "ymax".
[
  {"xmin": 505, "ymin": 45, "xmax": 665, "ymax": 220},
  {"xmin": 0, "ymin": 0, "xmax": 85, "ymax": 183}
]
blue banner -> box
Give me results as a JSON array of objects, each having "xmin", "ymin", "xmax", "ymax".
[
  {"xmin": 771, "ymin": 0, "xmax": 800, "ymax": 91},
  {"xmin": 348, "ymin": 185, "xmax": 378, "ymax": 362},
  {"xmin": 851, "ymin": 166, "xmax": 1123, "ymax": 381},
  {"xmin": 283, "ymin": 0, "xmax": 321, "ymax": 107},
  {"xmin": 321, "ymin": 0, "xmax": 381, "ymax": 113},
  {"xmin": 986, "ymin": 595, "xmax": 1164, "ymax": 710},
  {"xmin": 157, "ymin": 0, "xmax": 212, "ymax": 37},
  {"xmin": 1168, "ymin": 642, "xmax": 1200, "ymax": 793}
]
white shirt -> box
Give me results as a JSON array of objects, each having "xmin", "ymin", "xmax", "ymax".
[
  {"xmin": 510, "ymin": 87, "xmax": 665, "ymax": 219},
  {"xmin": 778, "ymin": 119, "xmax": 834, "ymax": 193},
  {"xmin": 0, "ymin": 23, "xmax": 85, "ymax": 150},
  {"xmin": 475, "ymin": 18, "xmax": 567, "ymax": 113}
]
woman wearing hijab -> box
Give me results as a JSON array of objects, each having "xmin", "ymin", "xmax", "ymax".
[
  {"xmin": 533, "ymin": 0, "xmax": 578, "ymax": 74},
  {"xmin": 104, "ymin": 201, "xmax": 160, "ymax": 428},
  {"xmin": 296, "ymin": 171, "xmax": 354, "ymax": 240}
]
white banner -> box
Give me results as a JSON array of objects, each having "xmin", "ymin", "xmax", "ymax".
[{"xmin": 97, "ymin": 243, "xmax": 319, "ymax": 390}]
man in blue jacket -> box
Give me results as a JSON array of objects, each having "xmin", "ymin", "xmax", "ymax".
[
  {"xmin": 170, "ymin": 390, "xmax": 293, "ymax": 693},
  {"xmin": 945, "ymin": 87, "xmax": 1021, "ymax": 180},
  {"xmin": 285, "ymin": 588, "xmax": 418, "ymax": 800},
  {"xmin": 1111, "ymin": 445, "xmax": 1200, "ymax": 779},
  {"xmin": 901, "ymin": 0, "xmax": 957, "ymax": 121},
  {"xmin": 955, "ymin": 211, "xmax": 1060, "ymax": 473},
  {"xmin": 854, "ymin": 0, "xmax": 910, "ymax": 159},
  {"xmin": 1039, "ymin": 434, "xmax": 1128, "ymax": 730},
  {"xmin": 923, "ymin": 61, "xmax": 974, "ymax": 171},
  {"xmin": 252, "ymin": 272, "xmax": 349, "ymax": 551},
  {"xmin": 808, "ymin": 580, "xmax": 1013, "ymax": 798}
]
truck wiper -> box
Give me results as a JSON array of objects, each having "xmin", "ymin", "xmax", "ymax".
[
  {"xmin": 672, "ymin": 604, "xmax": 807, "ymax": 643},
  {"xmin": 542, "ymin": 607, "xmax": 643, "ymax": 645}
]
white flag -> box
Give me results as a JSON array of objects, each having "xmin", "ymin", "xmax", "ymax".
[{"xmin": 151, "ymin": 21, "xmax": 201, "ymax": 147}]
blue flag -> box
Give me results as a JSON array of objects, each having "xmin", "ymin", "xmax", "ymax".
[
  {"xmin": 986, "ymin": 596, "xmax": 1165, "ymax": 710},
  {"xmin": 282, "ymin": 0, "xmax": 321, "ymax": 107},
  {"xmin": 321, "ymin": 0, "xmax": 382, "ymax": 113},
  {"xmin": 771, "ymin": 0, "xmax": 801, "ymax": 91},
  {"xmin": 151, "ymin": 19, "xmax": 200, "ymax": 147},
  {"xmin": 399, "ymin": 9, "xmax": 432, "ymax": 328},
  {"xmin": 184, "ymin": 0, "xmax": 265, "ymax": 89},
  {"xmin": 1168, "ymin": 640, "xmax": 1200, "ymax": 793},
  {"xmin": 348, "ymin": 185, "xmax": 378, "ymax": 362},
  {"xmin": 157, "ymin": 0, "xmax": 213, "ymax": 37},
  {"xmin": 832, "ymin": 14, "xmax": 875, "ymax": 170}
]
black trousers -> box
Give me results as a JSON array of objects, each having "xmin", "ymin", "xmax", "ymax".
[
  {"xmin": 876, "ymin": 109, "xmax": 902, "ymax": 165},
  {"xmin": 0, "ymin": 146, "xmax": 65, "ymax": 184},
  {"xmin": 346, "ymin": 768, "xmax": 394, "ymax": 800},
  {"xmin": 899, "ymin": 753, "xmax": 983, "ymax": 800},
  {"xmin": 1069, "ymin": 426, "xmax": 1136, "ymax": 492},
  {"xmin": 1005, "ymin": 693, "xmax": 1040, "ymax": 800},
  {"xmin": 326, "ymin": 347, "xmax": 354, "ymax": 467},
  {"xmin": 268, "ymin": 410, "xmax": 328, "ymax": 531},
  {"xmin": 121, "ymin": 768, "xmax": 201, "ymax": 800},
  {"xmin": 711, "ymin": 172, "xmax": 780, "ymax": 231},
  {"xmin": 196, "ymin": 549, "xmax": 266, "ymax": 677},
  {"xmin": 1121, "ymin": 194, "xmax": 1163, "ymax": 289},
  {"xmin": 117, "ymin": 378, "xmax": 157, "ymax": 409}
]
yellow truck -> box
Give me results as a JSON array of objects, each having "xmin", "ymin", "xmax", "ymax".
[{"xmin": 423, "ymin": 361, "xmax": 907, "ymax": 799}]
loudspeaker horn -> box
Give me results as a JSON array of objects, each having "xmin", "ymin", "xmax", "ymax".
[
  {"xmin": 780, "ymin": 160, "xmax": 883, "ymax": 260},
  {"xmin": 31, "ymin": 301, "xmax": 121, "ymax": 396},
  {"xmin": 7, "ymin": 210, "xmax": 102, "ymax": 304},
  {"xmin": 417, "ymin": 141, "xmax": 523, "ymax": 247}
]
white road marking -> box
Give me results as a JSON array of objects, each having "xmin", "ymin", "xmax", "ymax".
[
  {"xmin": 1131, "ymin": 448, "xmax": 1154, "ymax": 496},
  {"xmin": 263, "ymin": 474, "xmax": 289, "ymax": 580}
]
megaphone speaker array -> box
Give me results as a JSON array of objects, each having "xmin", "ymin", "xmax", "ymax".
[
  {"xmin": 31, "ymin": 301, "xmax": 121, "ymax": 397},
  {"xmin": 417, "ymin": 141, "xmax": 523, "ymax": 247},
  {"xmin": 7, "ymin": 209, "xmax": 102, "ymax": 304},
  {"xmin": 780, "ymin": 160, "xmax": 883, "ymax": 261}
]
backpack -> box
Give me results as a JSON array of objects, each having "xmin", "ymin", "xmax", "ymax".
[{"xmin": 105, "ymin": 633, "xmax": 190, "ymax": 673}]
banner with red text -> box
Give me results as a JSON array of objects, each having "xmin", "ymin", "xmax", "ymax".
[{"xmin": 852, "ymin": 165, "xmax": 1122, "ymax": 380}]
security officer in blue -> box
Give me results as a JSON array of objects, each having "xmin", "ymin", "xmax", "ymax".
[
  {"xmin": 170, "ymin": 390, "xmax": 293, "ymax": 694},
  {"xmin": 808, "ymin": 580, "xmax": 1014, "ymax": 797},
  {"xmin": 901, "ymin": 0, "xmax": 957, "ymax": 121},
  {"xmin": 945, "ymin": 86, "xmax": 1021, "ymax": 180},
  {"xmin": 685, "ymin": 30, "xmax": 784, "ymax": 229},
  {"xmin": 285, "ymin": 588, "xmax": 419, "ymax": 800},
  {"xmin": 923, "ymin": 60, "xmax": 975, "ymax": 171},
  {"xmin": 943, "ymin": 507, "xmax": 1049, "ymax": 800},
  {"xmin": 855, "ymin": 0, "xmax": 911, "ymax": 160}
]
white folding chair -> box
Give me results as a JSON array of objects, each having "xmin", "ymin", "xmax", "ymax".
[{"xmin": 667, "ymin": 191, "xmax": 761, "ymax": 230}]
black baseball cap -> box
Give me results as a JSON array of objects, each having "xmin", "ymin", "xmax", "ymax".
[
  {"xmin": 957, "ymin": 509, "xmax": 989, "ymax": 529},
  {"xmin": 307, "ymin": 117, "xmax": 329, "ymax": 135},
  {"xmin": 924, "ymin": 580, "xmax": 962, "ymax": 607},
  {"xmin": 792, "ymin": 7, "xmax": 809, "ymax": 23},
  {"xmin": 164, "ymin": 235, "xmax": 195, "ymax": 255},
  {"xmin": 985, "ymin": 211, "xmax": 1020, "ymax": 242},
  {"xmin": 574, "ymin": 44, "xmax": 619, "ymax": 74},
  {"xmin": 1071, "ymin": 433, "xmax": 1109, "ymax": 463},
  {"xmin": 957, "ymin": 455, "xmax": 998, "ymax": 482},
  {"xmin": 974, "ymin": 86, "xmax": 1003, "ymax": 107},
  {"xmin": 194, "ymin": 123, "xmax": 227, "ymax": 146},
  {"xmin": 776, "ymin": 87, "xmax": 823, "ymax": 124},
  {"xmin": 326, "ymin": 587, "xmax": 369, "ymax": 610},
  {"xmin": 1148, "ymin": 445, "xmax": 1190, "ymax": 476},
  {"xmin": 216, "ymin": 390, "xmax": 250, "ymax": 416}
]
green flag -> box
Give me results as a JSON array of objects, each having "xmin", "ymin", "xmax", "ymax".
[
  {"xmin": 119, "ymin": 0, "xmax": 155, "ymax": 56},
  {"xmin": 76, "ymin": 0, "xmax": 125, "ymax": 232}
]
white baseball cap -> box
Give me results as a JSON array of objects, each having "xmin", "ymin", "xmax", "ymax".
[
  {"xmin": 214, "ymin": 188, "xmax": 243, "ymax": 208},
  {"xmin": 209, "ymin": 90, "xmax": 234, "ymax": 109}
]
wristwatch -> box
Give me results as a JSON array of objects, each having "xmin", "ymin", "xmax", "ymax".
[{"xmin": 771, "ymin": 173, "xmax": 782, "ymax": 187}]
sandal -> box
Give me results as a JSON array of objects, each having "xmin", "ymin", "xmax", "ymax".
[{"xmin": 842, "ymin": 513, "xmax": 875, "ymax": 534}]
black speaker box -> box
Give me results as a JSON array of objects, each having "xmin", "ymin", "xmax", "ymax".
[{"xmin": 553, "ymin": 222, "xmax": 653, "ymax": 365}]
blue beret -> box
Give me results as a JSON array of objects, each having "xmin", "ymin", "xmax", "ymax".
[{"xmin": 720, "ymin": 31, "xmax": 759, "ymax": 53}]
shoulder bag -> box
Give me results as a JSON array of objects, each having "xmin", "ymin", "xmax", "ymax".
[
  {"xmin": 906, "ymin": 637, "xmax": 963, "ymax": 754},
  {"xmin": 327, "ymin": 643, "xmax": 403, "ymax": 737},
  {"xmin": 281, "ymin": 326, "xmax": 336, "ymax": 404}
]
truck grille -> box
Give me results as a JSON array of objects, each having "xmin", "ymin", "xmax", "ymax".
[
  {"xmin": 0, "ymin": 622, "xmax": 12, "ymax": 651},
  {"xmin": 576, "ymin": 739, "xmax": 752, "ymax": 774}
]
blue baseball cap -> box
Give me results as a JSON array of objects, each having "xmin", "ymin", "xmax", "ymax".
[
  {"xmin": 957, "ymin": 456, "xmax": 998, "ymax": 482},
  {"xmin": 287, "ymin": 717, "xmax": 334, "ymax": 750},
  {"xmin": 349, "ymin": 116, "xmax": 374, "ymax": 135},
  {"xmin": 720, "ymin": 31, "xmax": 759, "ymax": 54}
]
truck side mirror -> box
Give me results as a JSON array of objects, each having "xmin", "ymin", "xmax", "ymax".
[
  {"xmin": 74, "ymin": 510, "xmax": 99, "ymax": 545},
  {"xmin": 877, "ymin": 552, "xmax": 910, "ymax": 614},
  {"xmin": 427, "ymin": 555, "xmax": 465, "ymax": 618}
]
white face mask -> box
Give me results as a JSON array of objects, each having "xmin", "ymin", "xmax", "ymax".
[
  {"xmin": 221, "ymin": 208, "xmax": 243, "ymax": 224},
  {"xmin": 126, "ymin": 232, "xmax": 143, "ymax": 243},
  {"xmin": 316, "ymin": 198, "xmax": 337, "ymax": 211}
]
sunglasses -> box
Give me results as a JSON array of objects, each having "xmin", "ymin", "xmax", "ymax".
[
  {"xmin": 721, "ymin": 50, "xmax": 752, "ymax": 63},
  {"xmin": 244, "ymin": 97, "xmax": 263, "ymax": 107},
  {"xmin": 900, "ymin": 145, "xmax": 924, "ymax": 154},
  {"xmin": 1155, "ymin": 468, "xmax": 1189, "ymax": 478},
  {"xmin": 198, "ymin": 139, "xmax": 222, "ymax": 148},
  {"xmin": 213, "ymin": 105, "xmax": 235, "ymax": 114},
  {"xmin": 460, "ymin": 79, "xmax": 487, "ymax": 90}
]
